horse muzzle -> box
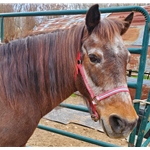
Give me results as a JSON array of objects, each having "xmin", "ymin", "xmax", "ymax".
[{"xmin": 102, "ymin": 114, "xmax": 138, "ymax": 138}]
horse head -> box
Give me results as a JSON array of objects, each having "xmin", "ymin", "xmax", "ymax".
[{"xmin": 75, "ymin": 4, "xmax": 138, "ymax": 139}]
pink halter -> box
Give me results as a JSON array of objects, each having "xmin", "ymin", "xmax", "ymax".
[{"xmin": 75, "ymin": 52, "xmax": 129, "ymax": 121}]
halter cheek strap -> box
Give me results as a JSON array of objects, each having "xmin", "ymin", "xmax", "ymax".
[{"xmin": 75, "ymin": 52, "xmax": 129, "ymax": 121}]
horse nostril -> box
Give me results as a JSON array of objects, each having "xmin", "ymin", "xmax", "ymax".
[
  {"xmin": 109, "ymin": 115, "xmax": 138, "ymax": 134},
  {"xmin": 109, "ymin": 115, "xmax": 125, "ymax": 133}
]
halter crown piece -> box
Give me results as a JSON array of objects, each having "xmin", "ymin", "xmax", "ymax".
[{"xmin": 75, "ymin": 52, "xmax": 129, "ymax": 122}]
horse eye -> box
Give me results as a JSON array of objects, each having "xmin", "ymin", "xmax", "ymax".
[{"xmin": 89, "ymin": 54, "xmax": 101, "ymax": 63}]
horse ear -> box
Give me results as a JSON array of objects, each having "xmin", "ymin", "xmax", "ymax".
[
  {"xmin": 121, "ymin": 12, "xmax": 134, "ymax": 35},
  {"xmin": 86, "ymin": 4, "xmax": 100, "ymax": 34}
]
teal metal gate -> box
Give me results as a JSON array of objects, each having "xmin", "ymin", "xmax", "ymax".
[{"xmin": 0, "ymin": 5, "xmax": 150, "ymax": 147}]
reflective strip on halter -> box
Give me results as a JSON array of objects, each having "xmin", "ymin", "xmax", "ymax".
[
  {"xmin": 95, "ymin": 87, "xmax": 129, "ymax": 102},
  {"xmin": 77, "ymin": 63, "xmax": 95, "ymax": 98}
]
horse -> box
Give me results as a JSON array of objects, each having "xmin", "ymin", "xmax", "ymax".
[{"xmin": 0, "ymin": 4, "xmax": 138, "ymax": 146}]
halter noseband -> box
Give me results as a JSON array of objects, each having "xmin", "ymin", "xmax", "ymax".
[{"xmin": 75, "ymin": 52, "xmax": 129, "ymax": 121}]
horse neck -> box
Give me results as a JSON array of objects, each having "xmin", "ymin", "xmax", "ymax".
[
  {"xmin": 37, "ymin": 28, "xmax": 83, "ymax": 115},
  {"xmin": 0, "ymin": 25, "xmax": 83, "ymax": 117}
]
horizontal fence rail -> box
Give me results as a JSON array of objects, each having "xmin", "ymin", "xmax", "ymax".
[
  {"xmin": 0, "ymin": 6, "xmax": 149, "ymax": 17},
  {"xmin": 0, "ymin": 6, "xmax": 149, "ymax": 41},
  {"xmin": 37, "ymin": 124, "xmax": 119, "ymax": 147}
]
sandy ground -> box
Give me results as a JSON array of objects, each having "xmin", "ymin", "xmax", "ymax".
[
  {"xmin": 27, "ymin": 95, "xmax": 130, "ymax": 147},
  {"xmin": 27, "ymin": 118, "xmax": 129, "ymax": 147}
]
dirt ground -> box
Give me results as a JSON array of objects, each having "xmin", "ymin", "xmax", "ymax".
[
  {"xmin": 27, "ymin": 118, "xmax": 129, "ymax": 147},
  {"xmin": 27, "ymin": 95, "xmax": 130, "ymax": 147}
]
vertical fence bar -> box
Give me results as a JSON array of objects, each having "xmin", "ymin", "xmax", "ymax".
[
  {"xmin": 141, "ymin": 137, "xmax": 150, "ymax": 147},
  {"xmin": 135, "ymin": 91, "xmax": 150, "ymax": 147},
  {"xmin": 128, "ymin": 9, "xmax": 150, "ymax": 147},
  {"xmin": 0, "ymin": 17, "xmax": 4, "ymax": 42}
]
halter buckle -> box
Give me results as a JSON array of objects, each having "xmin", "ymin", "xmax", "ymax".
[
  {"xmin": 91, "ymin": 113, "xmax": 100, "ymax": 122},
  {"xmin": 77, "ymin": 59, "xmax": 82, "ymax": 64}
]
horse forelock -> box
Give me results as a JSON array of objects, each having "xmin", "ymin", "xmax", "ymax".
[
  {"xmin": 0, "ymin": 23, "xmax": 84, "ymax": 113},
  {"xmin": 93, "ymin": 18, "xmax": 125, "ymax": 43}
]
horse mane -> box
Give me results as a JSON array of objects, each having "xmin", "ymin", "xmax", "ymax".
[
  {"xmin": 0, "ymin": 24, "xmax": 84, "ymax": 109},
  {"xmin": 0, "ymin": 16, "xmax": 125, "ymax": 110}
]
